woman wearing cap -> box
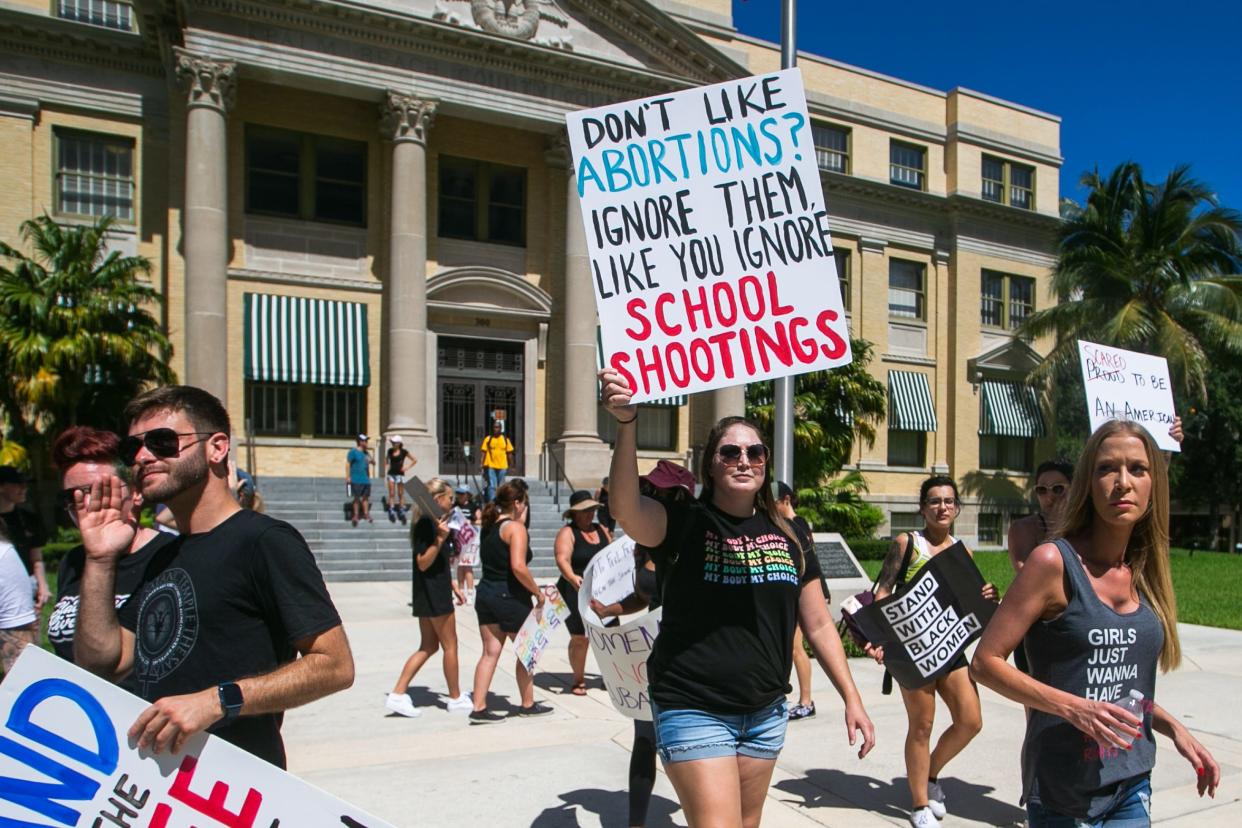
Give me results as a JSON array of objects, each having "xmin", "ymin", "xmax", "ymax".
[
  {"xmin": 555, "ymin": 490, "xmax": 612, "ymax": 695},
  {"xmin": 386, "ymin": 477, "xmax": 470, "ymax": 718},
  {"xmin": 599, "ymin": 369, "xmax": 875, "ymax": 828}
]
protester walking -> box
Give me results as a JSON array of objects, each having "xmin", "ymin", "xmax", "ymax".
[
  {"xmin": 385, "ymin": 435, "xmax": 415, "ymax": 523},
  {"xmin": 469, "ymin": 481, "xmax": 552, "ymax": 723},
  {"xmin": 453, "ymin": 485, "xmax": 481, "ymax": 604},
  {"xmin": 0, "ymin": 466, "xmax": 50, "ymax": 611},
  {"xmin": 867, "ymin": 475, "xmax": 997, "ymax": 828},
  {"xmin": 480, "ymin": 420, "xmax": 514, "ymax": 503},
  {"xmin": 972, "ymin": 420, "xmax": 1219, "ymax": 825},
  {"xmin": 347, "ymin": 434, "xmax": 374, "ymax": 526},
  {"xmin": 599, "ymin": 368, "xmax": 875, "ymax": 828},
  {"xmin": 554, "ymin": 489, "xmax": 611, "ymax": 695},
  {"xmin": 46, "ymin": 427, "xmax": 173, "ymax": 665},
  {"xmin": 386, "ymin": 478, "xmax": 471, "ymax": 718},
  {"xmin": 1008, "ymin": 460, "xmax": 1075, "ymax": 573},
  {"xmin": 0, "ymin": 527, "xmax": 37, "ymax": 679},
  {"xmin": 775, "ymin": 482, "xmax": 818, "ymax": 721}
]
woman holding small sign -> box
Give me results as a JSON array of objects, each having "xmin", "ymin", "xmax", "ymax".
[
  {"xmin": 867, "ymin": 475, "xmax": 997, "ymax": 828},
  {"xmin": 554, "ymin": 489, "xmax": 612, "ymax": 695},
  {"xmin": 599, "ymin": 368, "xmax": 875, "ymax": 828},
  {"xmin": 972, "ymin": 420, "xmax": 1218, "ymax": 826}
]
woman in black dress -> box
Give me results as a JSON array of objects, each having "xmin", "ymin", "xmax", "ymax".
[
  {"xmin": 555, "ymin": 489, "xmax": 612, "ymax": 695},
  {"xmin": 385, "ymin": 478, "xmax": 469, "ymax": 718}
]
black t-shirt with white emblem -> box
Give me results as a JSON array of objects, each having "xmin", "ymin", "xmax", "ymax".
[
  {"xmin": 648, "ymin": 499, "xmax": 823, "ymax": 714},
  {"xmin": 117, "ymin": 510, "xmax": 342, "ymax": 768}
]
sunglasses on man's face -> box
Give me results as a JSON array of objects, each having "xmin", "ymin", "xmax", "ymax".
[
  {"xmin": 1035, "ymin": 484, "xmax": 1068, "ymax": 497},
  {"xmin": 119, "ymin": 428, "xmax": 215, "ymax": 466},
  {"xmin": 716, "ymin": 443, "xmax": 768, "ymax": 466}
]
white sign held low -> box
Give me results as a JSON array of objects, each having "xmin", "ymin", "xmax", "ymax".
[
  {"xmin": 1077, "ymin": 340, "xmax": 1180, "ymax": 452},
  {"xmin": 513, "ymin": 586, "xmax": 571, "ymax": 675}
]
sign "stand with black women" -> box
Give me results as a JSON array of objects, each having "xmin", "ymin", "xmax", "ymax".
[{"xmin": 854, "ymin": 543, "xmax": 997, "ymax": 690}]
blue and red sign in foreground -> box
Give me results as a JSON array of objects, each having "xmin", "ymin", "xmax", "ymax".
[{"xmin": 0, "ymin": 646, "xmax": 393, "ymax": 828}]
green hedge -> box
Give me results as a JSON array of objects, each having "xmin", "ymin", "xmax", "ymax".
[{"xmin": 845, "ymin": 537, "xmax": 891, "ymax": 561}]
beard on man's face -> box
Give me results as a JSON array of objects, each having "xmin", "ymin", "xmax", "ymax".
[{"xmin": 139, "ymin": 443, "xmax": 210, "ymax": 502}]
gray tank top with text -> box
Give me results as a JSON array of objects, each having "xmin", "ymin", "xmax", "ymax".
[{"xmin": 1021, "ymin": 538, "xmax": 1162, "ymax": 820}]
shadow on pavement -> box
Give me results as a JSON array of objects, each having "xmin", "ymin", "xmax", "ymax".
[
  {"xmin": 775, "ymin": 769, "xmax": 1026, "ymax": 825},
  {"xmin": 530, "ymin": 788, "xmax": 680, "ymax": 828},
  {"xmin": 533, "ymin": 671, "xmax": 607, "ymax": 694}
]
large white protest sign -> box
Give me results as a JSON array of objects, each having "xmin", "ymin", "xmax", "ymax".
[
  {"xmin": 513, "ymin": 585, "xmax": 571, "ymax": 674},
  {"xmin": 0, "ymin": 646, "xmax": 393, "ymax": 828},
  {"xmin": 567, "ymin": 69, "xmax": 851, "ymax": 403},
  {"xmin": 1077, "ymin": 340, "xmax": 1180, "ymax": 452},
  {"xmin": 579, "ymin": 538, "xmax": 661, "ymax": 720}
]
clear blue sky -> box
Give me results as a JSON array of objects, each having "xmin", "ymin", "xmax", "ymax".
[{"xmin": 732, "ymin": 0, "xmax": 1242, "ymax": 211}]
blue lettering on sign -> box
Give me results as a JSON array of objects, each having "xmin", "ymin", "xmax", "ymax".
[{"xmin": 0, "ymin": 678, "xmax": 118, "ymax": 826}]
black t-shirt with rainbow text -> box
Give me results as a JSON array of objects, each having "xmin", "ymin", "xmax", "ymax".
[{"xmin": 649, "ymin": 498, "xmax": 822, "ymax": 713}]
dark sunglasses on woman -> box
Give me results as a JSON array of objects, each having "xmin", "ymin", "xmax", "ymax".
[
  {"xmin": 119, "ymin": 428, "xmax": 215, "ymax": 465},
  {"xmin": 1034, "ymin": 484, "xmax": 1067, "ymax": 497},
  {"xmin": 717, "ymin": 443, "xmax": 767, "ymax": 465}
]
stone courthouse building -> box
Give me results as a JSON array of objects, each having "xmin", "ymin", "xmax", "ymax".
[{"xmin": 0, "ymin": 0, "xmax": 1063, "ymax": 542}]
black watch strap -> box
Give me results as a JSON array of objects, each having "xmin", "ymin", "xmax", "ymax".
[{"xmin": 217, "ymin": 682, "xmax": 243, "ymax": 722}]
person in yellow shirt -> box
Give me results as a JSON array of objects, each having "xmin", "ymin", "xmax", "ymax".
[{"xmin": 480, "ymin": 420, "xmax": 514, "ymax": 503}]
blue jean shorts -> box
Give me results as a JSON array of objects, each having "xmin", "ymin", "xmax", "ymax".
[
  {"xmin": 1027, "ymin": 775, "xmax": 1152, "ymax": 827},
  {"xmin": 651, "ymin": 698, "xmax": 788, "ymax": 763}
]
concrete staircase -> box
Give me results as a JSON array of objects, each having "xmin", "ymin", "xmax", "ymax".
[{"xmin": 257, "ymin": 476, "xmax": 575, "ymax": 582}]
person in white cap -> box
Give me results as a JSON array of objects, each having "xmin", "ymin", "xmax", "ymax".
[
  {"xmin": 385, "ymin": 436, "xmax": 416, "ymax": 524},
  {"xmin": 346, "ymin": 434, "xmax": 374, "ymax": 527}
]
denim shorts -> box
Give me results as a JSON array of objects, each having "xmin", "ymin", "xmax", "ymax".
[
  {"xmin": 651, "ymin": 698, "xmax": 788, "ymax": 763},
  {"xmin": 1027, "ymin": 775, "xmax": 1151, "ymax": 827}
]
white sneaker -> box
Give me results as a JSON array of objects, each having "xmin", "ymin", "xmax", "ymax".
[
  {"xmin": 909, "ymin": 806, "xmax": 938, "ymax": 828},
  {"xmin": 446, "ymin": 694, "xmax": 473, "ymax": 712},
  {"xmin": 926, "ymin": 781, "xmax": 947, "ymax": 819},
  {"xmin": 466, "ymin": 587, "xmax": 476, "ymax": 606},
  {"xmin": 385, "ymin": 693, "xmax": 421, "ymax": 718}
]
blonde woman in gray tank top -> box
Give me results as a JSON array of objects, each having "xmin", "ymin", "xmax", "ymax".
[{"xmin": 972, "ymin": 421, "xmax": 1219, "ymax": 826}]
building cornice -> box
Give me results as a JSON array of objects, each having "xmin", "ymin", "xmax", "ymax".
[
  {"xmin": 0, "ymin": 7, "xmax": 162, "ymax": 76},
  {"xmin": 948, "ymin": 121, "xmax": 1062, "ymax": 167},
  {"xmin": 228, "ymin": 267, "xmax": 384, "ymax": 293}
]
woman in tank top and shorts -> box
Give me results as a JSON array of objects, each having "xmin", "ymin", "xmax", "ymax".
[
  {"xmin": 554, "ymin": 489, "xmax": 612, "ymax": 695},
  {"xmin": 973, "ymin": 420, "xmax": 1218, "ymax": 826},
  {"xmin": 868, "ymin": 475, "xmax": 998, "ymax": 828}
]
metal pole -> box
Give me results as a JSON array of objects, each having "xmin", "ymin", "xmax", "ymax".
[{"xmin": 772, "ymin": 0, "xmax": 797, "ymax": 486}]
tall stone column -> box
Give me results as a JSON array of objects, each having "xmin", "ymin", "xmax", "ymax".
[
  {"xmin": 550, "ymin": 134, "xmax": 610, "ymax": 485},
  {"xmin": 175, "ymin": 49, "xmax": 235, "ymax": 403},
  {"xmin": 380, "ymin": 92, "xmax": 438, "ymax": 471},
  {"xmin": 711, "ymin": 385, "xmax": 745, "ymax": 423}
]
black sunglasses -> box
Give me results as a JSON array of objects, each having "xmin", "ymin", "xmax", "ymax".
[
  {"xmin": 717, "ymin": 443, "xmax": 767, "ymax": 465},
  {"xmin": 1034, "ymin": 484, "xmax": 1068, "ymax": 497},
  {"xmin": 119, "ymin": 428, "xmax": 214, "ymax": 465}
]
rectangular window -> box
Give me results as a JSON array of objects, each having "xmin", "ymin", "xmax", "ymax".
[
  {"xmin": 981, "ymin": 270, "xmax": 1035, "ymax": 330},
  {"xmin": 245, "ymin": 383, "xmax": 300, "ymax": 436},
  {"xmin": 979, "ymin": 435, "xmax": 1033, "ymax": 472},
  {"xmin": 245, "ymin": 126, "xmax": 367, "ymax": 226},
  {"xmin": 598, "ymin": 403, "xmax": 677, "ymax": 450},
  {"xmin": 890, "ymin": 141, "xmax": 926, "ymax": 190},
  {"xmin": 57, "ymin": 0, "xmax": 134, "ymax": 30},
  {"xmin": 812, "ymin": 123, "xmax": 849, "ymax": 174},
  {"xmin": 438, "ymin": 156, "xmax": 527, "ymax": 246},
  {"xmin": 55, "ymin": 130, "xmax": 135, "ymax": 221},
  {"xmin": 834, "ymin": 248, "xmax": 851, "ymax": 312},
  {"xmin": 887, "ymin": 429, "xmax": 926, "ymax": 467},
  {"xmin": 315, "ymin": 386, "xmax": 366, "ymax": 438},
  {"xmin": 889, "ymin": 259, "xmax": 925, "ymax": 320},
  {"xmin": 890, "ymin": 511, "xmax": 924, "ymax": 536},
  {"xmin": 978, "ymin": 512, "xmax": 1003, "ymax": 545},
  {"xmin": 981, "ymin": 154, "xmax": 1035, "ymax": 210}
]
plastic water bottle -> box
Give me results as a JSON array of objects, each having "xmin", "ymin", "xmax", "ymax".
[{"xmin": 1112, "ymin": 690, "xmax": 1145, "ymax": 747}]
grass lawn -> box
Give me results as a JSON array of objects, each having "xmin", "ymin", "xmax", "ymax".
[
  {"xmin": 39, "ymin": 570, "xmax": 58, "ymax": 652},
  {"xmin": 860, "ymin": 548, "xmax": 1242, "ymax": 630}
]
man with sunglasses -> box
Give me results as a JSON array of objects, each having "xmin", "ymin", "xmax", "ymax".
[{"xmin": 74, "ymin": 385, "xmax": 354, "ymax": 768}]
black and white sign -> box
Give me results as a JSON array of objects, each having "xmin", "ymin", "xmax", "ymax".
[{"xmin": 853, "ymin": 542, "xmax": 996, "ymax": 690}]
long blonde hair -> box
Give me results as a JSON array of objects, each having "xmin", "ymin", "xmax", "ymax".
[{"xmin": 1053, "ymin": 420, "xmax": 1179, "ymax": 671}]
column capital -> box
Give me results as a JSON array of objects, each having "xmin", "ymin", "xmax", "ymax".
[
  {"xmin": 544, "ymin": 128, "xmax": 572, "ymax": 168},
  {"xmin": 173, "ymin": 48, "xmax": 237, "ymax": 113},
  {"xmin": 381, "ymin": 92, "xmax": 437, "ymax": 144}
]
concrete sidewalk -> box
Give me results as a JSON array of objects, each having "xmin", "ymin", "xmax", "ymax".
[{"xmin": 283, "ymin": 582, "xmax": 1242, "ymax": 826}]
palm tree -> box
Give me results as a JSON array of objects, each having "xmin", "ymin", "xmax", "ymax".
[
  {"xmin": 0, "ymin": 214, "xmax": 174, "ymax": 443},
  {"xmin": 1020, "ymin": 162, "xmax": 1242, "ymax": 402},
  {"xmin": 747, "ymin": 337, "xmax": 887, "ymax": 489},
  {"xmin": 794, "ymin": 469, "xmax": 884, "ymax": 537}
]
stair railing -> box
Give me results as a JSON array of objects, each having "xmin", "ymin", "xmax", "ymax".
[{"xmin": 539, "ymin": 442, "xmax": 577, "ymax": 512}]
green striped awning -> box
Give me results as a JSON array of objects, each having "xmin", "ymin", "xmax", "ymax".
[
  {"xmin": 888, "ymin": 370, "xmax": 937, "ymax": 432},
  {"xmin": 979, "ymin": 380, "xmax": 1046, "ymax": 438},
  {"xmin": 244, "ymin": 293, "xmax": 370, "ymax": 386},
  {"xmin": 596, "ymin": 327, "xmax": 687, "ymax": 407}
]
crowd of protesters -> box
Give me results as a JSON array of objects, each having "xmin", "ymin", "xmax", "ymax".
[{"xmin": 0, "ymin": 375, "xmax": 1222, "ymax": 828}]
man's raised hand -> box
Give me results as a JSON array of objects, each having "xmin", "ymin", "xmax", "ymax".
[{"xmin": 77, "ymin": 476, "xmax": 138, "ymax": 562}]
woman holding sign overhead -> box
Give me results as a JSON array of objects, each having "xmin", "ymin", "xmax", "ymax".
[
  {"xmin": 599, "ymin": 368, "xmax": 875, "ymax": 828},
  {"xmin": 972, "ymin": 420, "xmax": 1218, "ymax": 826},
  {"xmin": 867, "ymin": 476, "xmax": 997, "ymax": 828}
]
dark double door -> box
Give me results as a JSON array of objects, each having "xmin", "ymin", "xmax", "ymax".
[{"xmin": 437, "ymin": 337, "xmax": 524, "ymax": 475}]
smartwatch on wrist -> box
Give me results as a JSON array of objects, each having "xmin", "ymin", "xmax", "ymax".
[{"xmin": 217, "ymin": 682, "xmax": 244, "ymax": 722}]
